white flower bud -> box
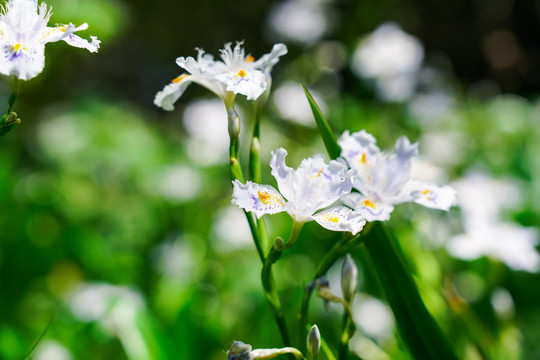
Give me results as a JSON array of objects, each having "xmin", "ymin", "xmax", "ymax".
[
  {"xmin": 227, "ymin": 107, "xmax": 241, "ymax": 140},
  {"xmin": 307, "ymin": 325, "xmax": 321, "ymax": 360},
  {"xmin": 341, "ymin": 254, "xmax": 358, "ymax": 304}
]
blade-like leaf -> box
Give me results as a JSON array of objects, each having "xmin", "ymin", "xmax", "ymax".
[
  {"xmin": 302, "ymin": 84, "xmax": 341, "ymax": 159},
  {"xmin": 363, "ymin": 223, "xmax": 459, "ymax": 360}
]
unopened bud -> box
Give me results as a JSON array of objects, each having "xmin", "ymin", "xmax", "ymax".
[
  {"xmin": 228, "ymin": 341, "xmax": 253, "ymax": 360},
  {"xmin": 341, "ymin": 254, "xmax": 358, "ymax": 304},
  {"xmin": 307, "ymin": 325, "xmax": 321, "ymax": 360},
  {"xmin": 5, "ymin": 112, "xmax": 20, "ymax": 125},
  {"xmin": 228, "ymin": 107, "xmax": 241, "ymax": 140},
  {"xmin": 273, "ymin": 237, "xmax": 284, "ymax": 250}
]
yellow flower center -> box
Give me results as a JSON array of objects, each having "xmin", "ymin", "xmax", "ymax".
[
  {"xmin": 422, "ymin": 190, "xmax": 430, "ymax": 195},
  {"xmin": 246, "ymin": 55, "xmax": 255, "ymax": 63},
  {"xmin": 363, "ymin": 199, "xmax": 375, "ymax": 208},
  {"xmin": 237, "ymin": 69, "xmax": 247, "ymax": 77}
]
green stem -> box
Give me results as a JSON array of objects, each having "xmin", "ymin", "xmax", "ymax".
[
  {"xmin": 283, "ymin": 221, "xmax": 303, "ymax": 250},
  {"xmin": 0, "ymin": 77, "xmax": 22, "ymax": 137},
  {"xmin": 7, "ymin": 78, "xmax": 21, "ymax": 113},
  {"xmin": 262, "ymin": 239, "xmax": 290, "ymax": 346},
  {"xmin": 227, "ymin": 102, "xmax": 290, "ymax": 348},
  {"xmin": 338, "ymin": 312, "xmax": 350, "ymax": 360},
  {"xmin": 260, "ymin": 221, "xmax": 305, "ymax": 346},
  {"xmin": 249, "ymin": 104, "xmax": 262, "ymax": 183},
  {"xmin": 24, "ymin": 310, "xmax": 55, "ymax": 360},
  {"xmin": 337, "ymin": 307, "xmax": 356, "ymax": 360},
  {"xmin": 363, "ymin": 222, "xmax": 458, "ymax": 360},
  {"xmin": 245, "ymin": 212, "xmax": 265, "ymax": 262}
]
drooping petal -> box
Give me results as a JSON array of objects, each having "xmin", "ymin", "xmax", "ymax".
[
  {"xmin": 0, "ymin": 41, "xmax": 44, "ymax": 80},
  {"xmin": 253, "ymin": 43, "xmax": 288, "ymax": 73},
  {"xmin": 154, "ymin": 74, "xmax": 193, "ymax": 111},
  {"xmin": 341, "ymin": 192, "xmax": 394, "ymax": 221},
  {"xmin": 311, "ymin": 206, "xmax": 366, "ymax": 235},
  {"xmin": 232, "ymin": 180, "xmax": 286, "ymax": 218},
  {"xmin": 406, "ymin": 181, "xmax": 457, "ymax": 210},
  {"xmin": 61, "ymin": 23, "xmax": 100, "ymax": 52},
  {"xmin": 269, "ymin": 147, "xmax": 296, "ymax": 201}
]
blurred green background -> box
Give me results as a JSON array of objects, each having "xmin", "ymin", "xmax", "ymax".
[{"xmin": 1, "ymin": 0, "xmax": 539, "ymax": 359}]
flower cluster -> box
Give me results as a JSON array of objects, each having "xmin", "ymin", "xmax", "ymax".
[
  {"xmin": 232, "ymin": 129, "xmax": 456, "ymax": 236},
  {"xmin": 154, "ymin": 41, "xmax": 287, "ymax": 111},
  {"xmin": 0, "ymin": 0, "xmax": 100, "ymax": 80}
]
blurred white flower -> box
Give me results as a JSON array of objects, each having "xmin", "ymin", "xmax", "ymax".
[
  {"xmin": 0, "ymin": 0, "xmax": 100, "ymax": 80},
  {"xmin": 212, "ymin": 206, "xmax": 253, "ymax": 252},
  {"xmin": 351, "ymin": 22, "xmax": 423, "ymax": 102},
  {"xmin": 353, "ymin": 295, "xmax": 394, "ymax": 339},
  {"xmin": 452, "ymin": 173, "xmax": 522, "ymax": 227},
  {"xmin": 68, "ymin": 283, "xmax": 151, "ymax": 359},
  {"xmin": 69, "ymin": 283, "xmax": 143, "ymax": 322},
  {"xmin": 419, "ymin": 131, "xmax": 467, "ymax": 167},
  {"xmin": 232, "ymin": 148, "xmax": 365, "ymax": 234},
  {"xmin": 34, "ymin": 340, "xmax": 72, "ymax": 360},
  {"xmin": 411, "ymin": 158, "xmax": 449, "ymax": 184},
  {"xmin": 157, "ymin": 165, "xmax": 202, "ymax": 202},
  {"xmin": 447, "ymin": 173, "xmax": 539, "ymax": 272},
  {"xmin": 340, "ymin": 130, "xmax": 456, "ymax": 221},
  {"xmin": 448, "ymin": 224, "xmax": 539, "ymax": 272},
  {"xmin": 409, "ymin": 90, "xmax": 455, "ymax": 123},
  {"xmin": 490, "ymin": 287, "xmax": 515, "ymax": 319},
  {"xmin": 182, "ymin": 99, "xmax": 229, "ymax": 166},
  {"xmin": 272, "ymin": 81, "xmax": 325, "ymax": 126},
  {"xmin": 153, "ymin": 239, "xmax": 196, "ymax": 278},
  {"xmin": 267, "ymin": 0, "xmax": 330, "ymax": 46}
]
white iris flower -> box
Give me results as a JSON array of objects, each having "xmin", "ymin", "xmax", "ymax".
[
  {"xmin": 154, "ymin": 41, "xmax": 287, "ymax": 111},
  {"xmin": 340, "ymin": 130, "xmax": 456, "ymax": 221},
  {"xmin": 232, "ymin": 148, "xmax": 365, "ymax": 235},
  {"xmin": 0, "ymin": 0, "xmax": 100, "ymax": 81}
]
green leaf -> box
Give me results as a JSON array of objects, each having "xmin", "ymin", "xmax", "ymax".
[
  {"xmin": 302, "ymin": 84, "xmax": 341, "ymax": 159},
  {"xmin": 363, "ymin": 223, "xmax": 459, "ymax": 360}
]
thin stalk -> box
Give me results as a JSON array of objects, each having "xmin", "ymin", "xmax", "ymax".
[
  {"xmin": 283, "ymin": 221, "xmax": 303, "ymax": 250},
  {"xmin": 227, "ymin": 102, "xmax": 290, "ymax": 348},
  {"xmin": 0, "ymin": 77, "xmax": 22, "ymax": 137},
  {"xmin": 249, "ymin": 103, "xmax": 262, "ymax": 183},
  {"xmin": 338, "ymin": 311, "xmax": 355, "ymax": 360},
  {"xmin": 24, "ymin": 310, "xmax": 55, "ymax": 360},
  {"xmin": 260, "ymin": 221, "xmax": 304, "ymax": 346},
  {"xmin": 261, "ymin": 260, "xmax": 291, "ymax": 346}
]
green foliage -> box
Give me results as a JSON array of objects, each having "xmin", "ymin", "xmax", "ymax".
[{"xmin": 0, "ymin": 0, "xmax": 539, "ymax": 360}]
